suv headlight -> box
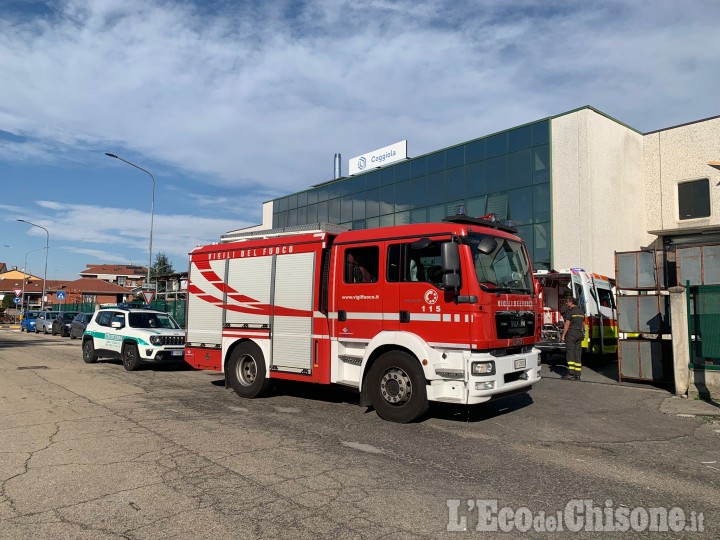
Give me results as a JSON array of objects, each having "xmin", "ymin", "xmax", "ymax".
[
  {"xmin": 150, "ymin": 336, "xmax": 162, "ymax": 345},
  {"xmin": 471, "ymin": 361, "xmax": 495, "ymax": 376}
]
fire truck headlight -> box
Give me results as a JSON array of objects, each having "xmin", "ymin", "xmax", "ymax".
[
  {"xmin": 475, "ymin": 381, "xmax": 495, "ymax": 390},
  {"xmin": 471, "ymin": 361, "xmax": 495, "ymax": 376},
  {"xmin": 150, "ymin": 336, "xmax": 162, "ymax": 345}
]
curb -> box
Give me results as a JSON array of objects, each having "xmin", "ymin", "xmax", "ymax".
[{"xmin": 661, "ymin": 396, "xmax": 720, "ymax": 418}]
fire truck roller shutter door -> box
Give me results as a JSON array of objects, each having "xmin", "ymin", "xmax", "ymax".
[
  {"xmin": 272, "ymin": 252, "xmax": 315, "ymax": 372},
  {"xmin": 187, "ymin": 258, "xmax": 227, "ymax": 346},
  {"xmin": 225, "ymin": 257, "xmax": 273, "ymax": 328}
]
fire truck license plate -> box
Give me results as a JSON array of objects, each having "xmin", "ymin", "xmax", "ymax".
[{"xmin": 514, "ymin": 358, "xmax": 526, "ymax": 370}]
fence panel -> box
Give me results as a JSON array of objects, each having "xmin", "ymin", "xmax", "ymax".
[
  {"xmin": 693, "ymin": 286, "xmax": 720, "ymax": 359},
  {"xmin": 150, "ymin": 300, "xmax": 187, "ymax": 328}
]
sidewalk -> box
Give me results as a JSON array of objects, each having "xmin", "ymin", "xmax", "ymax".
[{"xmin": 541, "ymin": 354, "xmax": 720, "ymax": 418}]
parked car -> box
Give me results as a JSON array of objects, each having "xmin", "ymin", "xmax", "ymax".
[
  {"xmin": 51, "ymin": 311, "xmax": 80, "ymax": 337},
  {"xmin": 20, "ymin": 311, "xmax": 41, "ymax": 332},
  {"xmin": 69, "ymin": 312, "xmax": 93, "ymax": 340},
  {"xmin": 35, "ymin": 311, "xmax": 60, "ymax": 334}
]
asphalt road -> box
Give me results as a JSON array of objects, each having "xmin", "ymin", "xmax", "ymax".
[{"xmin": 0, "ymin": 330, "xmax": 718, "ymax": 539}]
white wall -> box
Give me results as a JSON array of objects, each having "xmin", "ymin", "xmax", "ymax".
[
  {"xmin": 644, "ymin": 117, "xmax": 720, "ymax": 234},
  {"xmin": 551, "ymin": 109, "xmax": 649, "ymax": 277}
]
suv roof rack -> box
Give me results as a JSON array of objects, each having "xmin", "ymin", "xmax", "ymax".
[{"xmin": 98, "ymin": 302, "xmax": 152, "ymax": 310}]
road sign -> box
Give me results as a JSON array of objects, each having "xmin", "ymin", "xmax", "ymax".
[
  {"xmin": 13, "ymin": 297, "xmax": 21, "ymax": 304},
  {"xmin": 13, "ymin": 289, "xmax": 22, "ymax": 297},
  {"xmin": 142, "ymin": 291, "xmax": 155, "ymax": 304},
  {"xmin": 56, "ymin": 291, "xmax": 66, "ymax": 300}
]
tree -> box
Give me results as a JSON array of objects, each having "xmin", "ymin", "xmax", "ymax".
[{"xmin": 150, "ymin": 252, "xmax": 174, "ymax": 280}]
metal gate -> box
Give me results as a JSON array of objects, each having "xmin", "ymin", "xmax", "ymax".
[{"xmin": 615, "ymin": 250, "xmax": 673, "ymax": 383}]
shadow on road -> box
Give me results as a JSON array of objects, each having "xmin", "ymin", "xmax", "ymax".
[
  {"xmin": 94, "ymin": 359, "xmax": 196, "ymax": 371},
  {"xmin": 209, "ymin": 376, "xmax": 535, "ymax": 423},
  {"xmin": 429, "ymin": 391, "xmax": 535, "ymax": 423},
  {"xmin": 0, "ymin": 339, "xmax": 41, "ymax": 349}
]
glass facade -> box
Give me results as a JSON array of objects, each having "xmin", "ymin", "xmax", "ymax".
[{"xmin": 272, "ymin": 120, "xmax": 551, "ymax": 270}]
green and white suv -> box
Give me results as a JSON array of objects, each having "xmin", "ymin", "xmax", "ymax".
[{"xmin": 82, "ymin": 304, "xmax": 185, "ymax": 371}]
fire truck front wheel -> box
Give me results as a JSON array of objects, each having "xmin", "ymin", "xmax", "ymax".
[
  {"xmin": 227, "ymin": 342, "xmax": 270, "ymax": 399},
  {"xmin": 367, "ymin": 351, "xmax": 429, "ymax": 423}
]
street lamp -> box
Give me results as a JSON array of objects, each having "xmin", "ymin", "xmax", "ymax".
[
  {"xmin": 105, "ymin": 152, "xmax": 155, "ymax": 290},
  {"xmin": 20, "ymin": 247, "xmax": 47, "ymax": 314},
  {"xmin": 17, "ymin": 220, "xmax": 49, "ymax": 310}
]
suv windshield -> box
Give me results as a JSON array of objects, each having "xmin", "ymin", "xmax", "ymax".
[
  {"xmin": 128, "ymin": 312, "xmax": 180, "ymax": 329},
  {"xmin": 468, "ymin": 233, "xmax": 533, "ymax": 294}
]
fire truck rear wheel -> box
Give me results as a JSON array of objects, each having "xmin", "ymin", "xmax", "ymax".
[
  {"xmin": 368, "ymin": 351, "xmax": 429, "ymax": 423},
  {"xmin": 227, "ymin": 342, "xmax": 270, "ymax": 399}
]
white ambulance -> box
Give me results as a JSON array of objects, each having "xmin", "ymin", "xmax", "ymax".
[{"xmin": 534, "ymin": 268, "xmax": 618, "ymax": 358}]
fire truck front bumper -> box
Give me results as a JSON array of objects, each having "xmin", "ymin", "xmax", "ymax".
[{"xmin": 428, "ymin": 349, "xmax": 541, "ymax": 405}]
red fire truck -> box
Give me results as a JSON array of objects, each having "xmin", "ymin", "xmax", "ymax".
[{"xmin": 184, "ymin": 214, "xmax": 542, "ymax": 423}]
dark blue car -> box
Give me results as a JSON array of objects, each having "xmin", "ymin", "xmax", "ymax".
[{"xmin": 20, "ymin": 311, "xmax": 41, "ymax": 332}]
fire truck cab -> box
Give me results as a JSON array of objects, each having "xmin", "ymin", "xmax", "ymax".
[{"xmin": 185, "ymin": 216, "xmax": 542, "ymax": 423}]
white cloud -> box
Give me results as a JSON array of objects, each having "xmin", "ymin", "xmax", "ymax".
[
  {"xmin": 12, "ymin": 199, "xmax": 247, "ymax": 266},
  {"xmin": 64, "ymin": 247, "xmax": 129, "ymax": 263},
  {"xmin": 0, "ymin": 0, "xmax": 717, "ymax": 195}
]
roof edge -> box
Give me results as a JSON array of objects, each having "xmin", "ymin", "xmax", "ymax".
[
  {"xmin": 643, "ymin": 113, "xmax": 720, "ymax": 135},
  {"xmin": 551, "ymin": 105, "xmax": 643, "ymax": 135}
]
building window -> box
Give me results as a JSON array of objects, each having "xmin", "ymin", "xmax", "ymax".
[
  {"xmin": 678, "ymin": 179, "xmax": 710, "ymax": 220},
  {"xmin": 117, "ymin": 276, "xmax": 126, "ymax": 285}
]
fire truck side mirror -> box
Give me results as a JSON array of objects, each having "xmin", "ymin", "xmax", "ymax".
[
  {"xmin": 443, "ymin": 273, "xmax": 461, "ymax": 291},
  {"xmin": 441, "ymin": 241, "xmax": 460, "ymax": 272},
  {"xmin": 441, "ymin": 241, "xmax": 461, "ymax": 292}
]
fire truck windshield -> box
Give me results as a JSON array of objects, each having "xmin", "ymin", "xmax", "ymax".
[{"xmin": 467, "ymin": 233, "xmax": 533, "ymax": 294}]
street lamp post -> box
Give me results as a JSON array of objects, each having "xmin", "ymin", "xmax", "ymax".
[
  {"xmin": 17, "ymin": 220, "xmax": 49, "ymax": 310},
  {"xmin": 19, "ymin": 247, "xmax": 46, "ymax": 314},
  {"xmin": 105, "ymin": 153, "xmax": 155, "ymax": 290}
]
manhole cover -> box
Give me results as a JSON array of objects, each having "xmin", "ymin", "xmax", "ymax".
[{"xmin": 17, "ymin": 366, "xmax": 49, "ymax": 370}]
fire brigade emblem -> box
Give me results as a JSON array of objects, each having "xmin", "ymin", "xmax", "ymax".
[{"xmin": 424, "ymin": 289, "xmax": 438, "ymax": 305}]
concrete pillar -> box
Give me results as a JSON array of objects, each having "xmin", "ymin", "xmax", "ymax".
[{"xmin": 668, "ymin": 286, "xmax": 690, "ymax": 396}]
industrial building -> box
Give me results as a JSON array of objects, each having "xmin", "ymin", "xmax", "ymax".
[{"xmin": 246, "ymin": 106, "xmax": 719, "ymax": 279}]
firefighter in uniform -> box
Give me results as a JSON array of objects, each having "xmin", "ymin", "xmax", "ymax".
[{"xmin": 561, "ymin": 297, "xmax": 584, "ymax": 380}]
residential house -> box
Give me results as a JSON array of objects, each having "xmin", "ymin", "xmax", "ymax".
[{"xmin": 79, "ymin": 264, "xmax": 147, "ymax": 288}]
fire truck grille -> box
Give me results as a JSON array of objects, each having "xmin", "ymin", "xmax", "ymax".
[
  {"xmin": 159, "ymin": 336, "xmax": 185, "ymax": 346},
  {"xmin": 495, "ymin": 311, "xmax": 535, "ymax": 339}
]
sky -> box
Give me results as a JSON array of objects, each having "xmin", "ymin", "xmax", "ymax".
[{"xmin": 1, "ymin": 0, "xmax": 719, "ymax": 280}]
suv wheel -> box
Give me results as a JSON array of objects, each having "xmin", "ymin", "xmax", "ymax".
[
  {"xmin": 122, "ymin": 344, "xmax": 140, "ymax": 371},
  {"xmin": 82, "ymin": 339, "xmax": 98, "ymax": 363}
]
